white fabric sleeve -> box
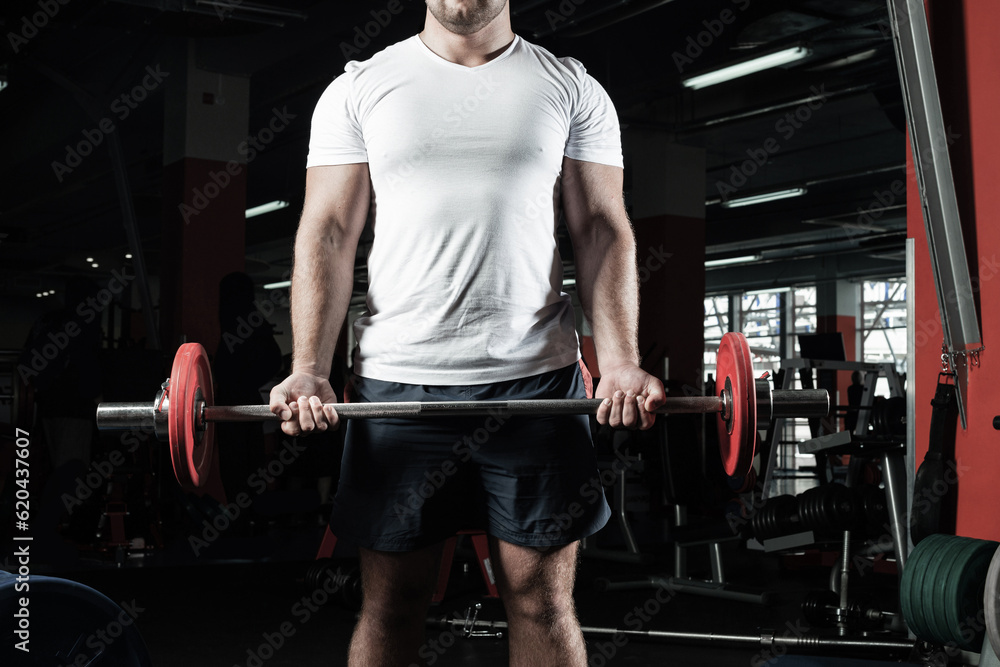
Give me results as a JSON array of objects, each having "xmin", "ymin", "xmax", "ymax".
[
  {"xmin": 563, "ymin": 61, "xmax": 623, "ymax": 168},
  {"xmin": 306, "ymin": 68, "xmax": 369, "ymax": 167}
]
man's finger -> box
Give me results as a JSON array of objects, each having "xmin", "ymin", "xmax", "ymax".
[
  {"xmin": 309, "ymin": 396, "xmax": 328, "ymax": 431},
  {"xmin": 622, "ymin": 391, "xmax": 638, "ymax": 429},
  {"xmin": 297, "ymin": 395, "xmax": 316, "ymax": 433},
  {"xmin": 609, "ymin": 390, "xmax": 625, "ymax": 428},
  {"xmin": 596, "ymin": 397, "xmax": 612, "ymax": 425},
  {"xmin": 323, "ymin": 404, "xmax": 340, "ymax": 430},
  {"xmin": 643, "ymin": 379, "xmax": 667, "ymax": 411},
  {"xmin": 638, "ymin": 395, "xmax": 655, "ymax": 430},
  {"xmin": 269, "ymin": 386, "xmax": 292, "ymax": 420}
]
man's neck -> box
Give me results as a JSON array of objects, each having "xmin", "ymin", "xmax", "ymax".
[{"xmin": 419, "ymin": 7, "xmax": 515, "ymax": 68}]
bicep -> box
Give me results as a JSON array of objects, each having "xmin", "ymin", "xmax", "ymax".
[
  {"xmin": 561, "ymin": 157, "xmax": 628, "ymax": 242},
  {"xmin": 300, "ymin": 163, "xmax": 371, "ymax": 241}
]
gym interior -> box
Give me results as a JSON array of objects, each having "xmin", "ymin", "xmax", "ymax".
[{"xmin": 2, "ymin": 1, "xmax": 1000, "ymax": 665}]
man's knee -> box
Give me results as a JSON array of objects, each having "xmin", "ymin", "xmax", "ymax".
[
  {"xmin": 364, "ymin": 576, "xmax": 435, "ymax": 611},
  {"xmin": 502, "ymin": 584, "xmax": 576, "ymax": 626}
]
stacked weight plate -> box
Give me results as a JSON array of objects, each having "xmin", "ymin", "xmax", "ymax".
[
  {"xmin": 985, "ymin": 544, "xmax": 1000, "ymax": 655},
  {"xmin": 900, "ymin": 534, "xmax": 999, "ymax": 651}
]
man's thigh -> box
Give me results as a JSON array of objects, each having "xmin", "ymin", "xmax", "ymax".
[{"xmin": 358, "ymin": 542, "xmax": 445, "ymax": 608}]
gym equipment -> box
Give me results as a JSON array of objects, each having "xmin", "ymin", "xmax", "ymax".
[
  {"xmin": 750, "ymin": 495, "xmax": 801, "ymax": 541},
  {"xmin": 304, "ymin": 559, "xmax": 363, "ymax": 610},
  {"xmin": 796, "ymin": 484, "xmax": 855, "ymax": 536},
  {"xmin": 801, "ymin": 590, "xmax": 885, "ymax": 631},
  {"xmin": 0, "ymin": 570, "xmax": 153, "ymax": 665},
  {"xmin": 900, "ymin": 533, "xmax": 999, "ymax": 651},
  {"xmin": 912, "ymin": 375, "xmax": 959, "ymax": 545},
  {"xmin": 428, "ymin": 605, "xmax": 915, "ymax": 657},
  {"xmin": 985, "ymin": 544, "xmax": 1000, "ymax": 655},
  {"xmin": 750, "ymin": 484, "xmax": 887, "ymax": 542},
  {"xmin": 96, "ymin": 332, "xmax": 829, "ymax": 490}
]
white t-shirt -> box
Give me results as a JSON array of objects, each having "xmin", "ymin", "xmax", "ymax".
[{"xmin": 307, "ymin": 34, "xmax": 622, "ymax": 385}]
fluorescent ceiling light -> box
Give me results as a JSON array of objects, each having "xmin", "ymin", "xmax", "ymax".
[
  {"xmin": 705, "ymin": 254, "xmax": 762, "ymax": 268},
  {"xmin": 562, "ymin": 278, "xmax": 576, "ymax": 287},
  {"xmin": 721, "ymin": 187, "xmax": 807, "ymax": 209},
  {"xmin": 246, "ymin": 200, "xmax": 290, "ymax": 219},
  {"xmin": 0, "ymin": 81, "xmax": 7, "ymax": 93},
  {"xmin": 264, "ymin": 280, "xmax": 291, "ymax": 289},
  {"xmin": 682, "ymin": 45, "xmax": 811, "ymax": 90}
]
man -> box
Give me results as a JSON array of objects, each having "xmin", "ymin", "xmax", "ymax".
[{"xmin": 269, "ymin": 1, "xmax": 666, "ymax": 664}]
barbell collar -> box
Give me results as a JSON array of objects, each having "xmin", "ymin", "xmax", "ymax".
[{"xmin": 769, "ymin": 389, "xmax": 829, "ymax": 419}]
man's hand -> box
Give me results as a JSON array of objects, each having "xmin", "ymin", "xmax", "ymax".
[
  {"xmin": 269, "ymin": 373, "xmax": 340, "ymax": 436},
  {"xmin": 595, "ymin": 363, "xmax": 666, "ymax": 430}
]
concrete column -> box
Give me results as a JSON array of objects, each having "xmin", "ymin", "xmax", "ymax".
[
  {"xmin": 160, "ymin": 41, "xmax": 250, "ymax": 354},
  {"xmin": 816, "ymin": 279, "xmax": 861, "ymax": 421},
  {"xmin": 622, "ymin": 132, "xmax": 706, "ymax": 394}
]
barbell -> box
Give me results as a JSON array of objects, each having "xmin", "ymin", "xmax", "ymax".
[{"xmin": 95, "ymin": 332, "xmax": 829, "ymax": 491}]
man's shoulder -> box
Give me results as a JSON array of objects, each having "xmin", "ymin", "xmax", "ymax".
[
  {"xmin": 515, "ymin": 36, "xmax": 590, "ymax": 81},
  {"xmin": 343, "ymin": 35, "xmax": 418, "ymax": 76}
]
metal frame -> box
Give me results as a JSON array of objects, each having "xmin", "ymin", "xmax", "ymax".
[{"xmin": 886, "ymin": 0, "xmax": 982, "ymax": 428}]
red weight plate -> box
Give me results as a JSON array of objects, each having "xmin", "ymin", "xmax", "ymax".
[
  {"xmin": 716, "ymin": 332, "xmax": 757, "ymax": 478},
  {"xmin": 168, "ymin": 343, "xmax": 215, "ymax": 490}
]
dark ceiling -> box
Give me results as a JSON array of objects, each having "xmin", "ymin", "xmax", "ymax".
[{"xmin": 0, "ymin": 0, "xmax": 907, "ymax": 329}]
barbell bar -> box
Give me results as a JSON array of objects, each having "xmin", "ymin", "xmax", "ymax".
[{"xmin": 95, "ymin": 332, "xmax": 829, "ymax": 490}]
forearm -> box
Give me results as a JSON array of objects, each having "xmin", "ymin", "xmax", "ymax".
[
  {"xmin": 290, "ymin": 225, "xmax": 357, "ymax": 378},
  {"xmin": 574, "ymin": 218, "xmax": 641, "ymax": 368}
]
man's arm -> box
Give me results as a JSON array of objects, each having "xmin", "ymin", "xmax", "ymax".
[
  {"xmin": 561, "ymin": 157, "xmax": 666, "ymax": 429},
  {"xmin": 269, "ymin": 163, "xmax": 371, "ymax": 435}
]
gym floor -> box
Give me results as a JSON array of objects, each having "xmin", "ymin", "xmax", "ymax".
[{"xmin": 59, "ymin": 526, "xmax": 917, "ymax": 667}]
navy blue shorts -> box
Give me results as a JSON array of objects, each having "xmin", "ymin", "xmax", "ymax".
[{"xmin": 329, "ymin": 363, "xmax": 611, "ymax": 552}]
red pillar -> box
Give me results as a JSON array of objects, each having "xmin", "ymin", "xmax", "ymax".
[{"xmin": 160, "ymin": 46, "xmax": 249, "ymax": 355}]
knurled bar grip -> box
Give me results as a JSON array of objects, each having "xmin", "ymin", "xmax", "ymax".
[{"xmin": 206, "ymin": 397, "xmax": 725, "ymax": 421}]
